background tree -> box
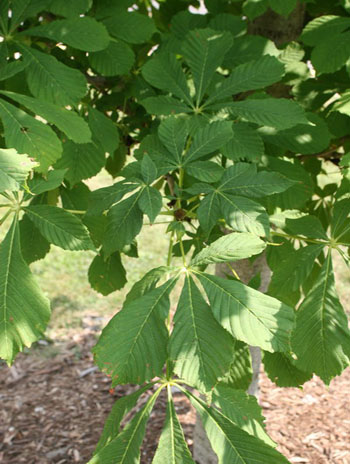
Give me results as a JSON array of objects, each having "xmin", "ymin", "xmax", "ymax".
[{"xmin": 1, "ymin": 0, "xmax": 350, "ymax": 462}]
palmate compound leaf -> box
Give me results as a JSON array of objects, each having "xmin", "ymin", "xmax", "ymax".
[
  {"xmin": 0, "ymin": 91, "xmax": 91, "ymax": 144},
  {"xmin": 89, "ymin": 388, "xmax": 161, "ymax": 464},
  {"xmin": 158, "ymin": 117, "xmax": 189, "ymax": 164},
  {"xmin": 182, "ymin": 29, "xmax": 233, "ymax": 106},
  {"xmin": 0, "ymin": 217, "xmax": 51, "ymax": 365},
  {"xmin": 19, "ymin": 214, "xmax": 50, "ymax": 264},
  {"xmin": 24, "ymin": 205, "xmax": 95, "ymax": 251},
  {"xmin": 191, "ymin": 232, "xmax": 266, "ymax": 267},
  {"xmin": 196, "ymin": 272, "xmax": 295, "ymax": 352},
  {"xmin": 0, "ymin": 98, "xmax": 62, "ymax": 172},
  {"xmin": 0, "ymin": 148, "xmax": 37, "ymax": 192},
  {"xmin": 219, "ymin": 341, "xmax": 252, "ymax": 391},
  {"xmin": 93, "ymin": 384, "xmax": 153, "ymax": 455},
  {"xmin": 152, "ymin": 388, "xmax": 195, "ymax": 464},
  {"xmin": 89, "ymin": 40, "xmax": 135, "ymax": 77},
  {"xmin": 138, "ymin": 186, "xmax": 162, "ymax": 223},
  {"xmin": 262, "ymin": 351, "xmax": 312, "ymax": 388},
  {"xmin": 93, "ymin": 277, "xmax": 178, "ymax": 385},
  {"xmin": 169, "ymin": 274, "xmax": 235, "ymax": 392},
  {"xmin": 292, "ymin": 253, "xmax": 350, "ymax": 384},
  {"xmin": 184, "ymin": 389, "xmax": 290, "ymax": 463},
  {"xmin": 213, "ymin": 385, "xmax": 275, "ymax": 447},
  {"xmin": 88, "ymin": 107, "xmax": 120, "ymax": 155}
]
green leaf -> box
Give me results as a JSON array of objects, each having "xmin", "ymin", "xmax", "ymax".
[
  {"xmin": 184, "ymin": 121, "xmax": 233, "ymax": 164},
  {"xmin": 93, "ymin": 384, "xmax": 153, "ymax": 456},
  {"xmin": 0, "ymin": 98, "xmax": 62, "ymax": 172},
  {"xmin": 47, "ymin": 0, "xmax": 92, "ymax": 17},
  {"xmin": 220, "ymin": 341, "xmax": 252, "ymax": 390},
  {"xmin": 19, "ymin": 214, "xmax": 50, "ymax": 264},
  {"xmin": 221, "ymin": 98, "xmax": 309, "ymax": 130},
  {"xmin": 191, "ymin": 232, "xmax": 266, "ymax": 266},
  {"xmin": 89, "ymin": 390, "xmax": 159, "ymax": 464},
  {"xmin": 87, "ymin": 181, "xmax": 137, "ymax": 216},
  {"xmin": 209, "ymin": 13, "xmax": 246, "ymax": 36},
  {"xmin": 1, "ymin": 91, "xmax": 91, "ymax": 144},
  {"xmin": 141, "ymin": 96, "xmax": 192, "ymax": 115},
  {"xmin": 24, "ymin": 205, "xmax": 95, "ymax": 251},
  {"xmin": 185, "ymin": 389, "xmax": 289, "ymax": 463},
  {"xmin": 152, "ymin": 393, "xmax": 195, "ymax": 464},
  {"xmin": 88, "ymin": 252, "xmax": 126, "ymax": 296},
  {"xmin": 138, "ymin": 186, "xmax": 162, "ymax": 223},
  {"xmin": 268, "ymin": 244, "xmax": 324, "ymax": 304},
  {"xmin": 158, "ymin": 117, "xmax": 189, "ymax": 163},
  {"xmin": 301, "ymin": 15, "xmax": 350, "ymax": 46},
  {"xmin": 197, "ymin": 272, "xmax": 295, "ymax": 352},
  {"xmin": 24, "ymin": 17, "xmax": 109, "ymax": 51},
  {"xmin": 0, "ymin": 148, "xmax": 36, "ymax": 192},
  {"xmin": 10, "ymin": 0, "xmax": 47, "ymax": 28},
  {"xmin": 197, "ymin": 190, "xmax": 221, "ymax": 233},
  {"xmin": 93, "ymin": 278, "xmax": 177, "ymax": 385},
  {"xmin": 310, "ymin": 32, "xmax": 350, "ymax": 74},
  {"xmin": 0, "ymin": 60, "xmax": 28, "ymax": 81},
  {"xmin": 186, "ymin": 161, "xmax": 224, "ymax": 183},
  {"xmin": 284, "ymin": 216, "xmax": 328, "ymax": 240},
  {"xmin": 124, "ymin": 266, "xmax": 173, "ymax": 305},
  {"xmin": 20, "ymin": 45, "xmax": 87, "ymax": 106},
  {"xmin": 219, "ymin": 193, "xmax": 269, "ymax": 236},
  {"xmin": 219, "ymin": 163, "xmax": 296, "ymax": 198},
  {"xmin": 331, "ymin": 199, "xmax": 350, "ymax": 244},
  {"xmin": 182, "ymin": 29, "xmax": 233, "ymax": 106},
  {"xmin": 28, "ymin": 169, "xmax": 66, "ymax": 195},
  {"xmin": 0, "ymin": 218, "xmax": 51, "ymax": 365},
  {"xmin": 223, "ymin": 35, "xmax": 279, "ymax": 67},
  {"xmin": 88, "ymin": 107, "xmax": 119, "ymax": 154},
  {"xmin": 263, "ymin": 352, "xmax": 312, "ymax": 387},
  {"xmin": 332, "ymin": 92, "xmax": 350, "ymax": 116},
  {"xmin": 103, "ymin": 191, "xmax": 144, "ymax": 255},
  {"xmin": 213, "ymin": 385, "xmax": 275, "ymax": 446},
  {"xmin": 103, "ymin": 11, "xmax": 156, "ymax": 44},
  {"xmin": 243, "ymin": 0, "xmax": 269, "ymax": 20},
  {"xmin": 142, "ymin": 53, "xmax": 192, "ymax": 106},
  {"xmin": 292, "ymin": 253, "xmax": 350, "ymax": 384},
  {"xmin": 206, "ymin": 56, "xmax": 285, "ymax": 105},
  {"xmin": 141, "ymin": 154, "xmax": 158, "ymax": 184},
  {"xmin": 268, "ymin": 0, "xmax": 297, "ymax": 16},
  {"xmin": 89, "ymin": 40, "xmax": 135, "ymax": 76},
  {"xmin": 54, "ymin": 140, "xmax": 105, "ymax": 186},
  {"xmin": 221, "ymin": 122, "xmax": 264, "ymax": 162},
  {"xmin": 169, "ymin": 275, "xmax": 234, "ymax": 391}
]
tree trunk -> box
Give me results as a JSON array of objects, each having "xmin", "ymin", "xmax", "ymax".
[{"xmin": 192, "ymin": 255, "xmax": 271, "ymax": 463}]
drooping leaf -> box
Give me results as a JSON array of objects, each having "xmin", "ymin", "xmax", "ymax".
[
  {"xmin": 197, "ymin": 272, "xmax": 295, "ymax": 352},
  {"xmin": 0, "ymin": 148, "xmax": 36, "ymax": 192},
  {"xmin": 182, "ymin": 29, "xmax": 233, "ymax": 106},
  {"xmin": 54, "ymin": 140, "xmax": 105, "ymax": 186},
  {"xmin": 213, "ymin": 385, "xmax": 275, "ymax": 446},
  {"xmin": 89, "ymin": 40, "xmax": 135, "ymax": 76},
  {"xmin": 88, "ymin": 252, "xmax": 127, "ymax": 296},
  {"xmin": 138, "ymin": 186, "xmax": 162, "ymax": 223},
  {"xmin": 24, "ymin": 205, "xmax": 95, "ymax": 251},
  {"xmin": 1, "ymin": 91, "xmax": 91, "ymax": 144},
  {"xmin": 93, "ymin": 278, "xmax": 177, "ymax": 385},
  {"xmin": 263, "ymin": 352, "xmax": 312, "ymax": 387},
  {"xmin": 0, "ymin": 98, "xmax": 62, "ymax": 172},
  {"xmin": 0, "ymin": 218, "xmax": 51, "ymax": 365},
  {"xmin": 185, "ymin": 389, "xmax": 290, "ymax": 463},
  {"xmin": 292, "ymin": 253, "xmax": 350, "ymax": 384},
  {"xmin": 169, "ymin": 274, "xmax": 234, "ymax": 391},
  {"xmin": 206, "ymin": 56, "xmax": 284, "ymax": 105},
  {"xmin": 142, "ymin": 53, "xmax": 192, "ymax": 106},
  {"xmin": 184, "ymin": 121, "xmax": 233, "ymax": 164},
  {"xmin": 103, "ymin": 191, "xmax": 144, "ymax": 255},
  {"xmin": 24, "ymin": 17, "xmax": 110, "ymax": 51},
  {"xmin": 20, "ymin": 45, "xmax": 87, "ymax": 106},
  {"xmin": 89, "ymin": 390, "xmax": 160, "ymax": 464},
  {"xmin": 152, "ymin": 392, "xmax": 195, "ymax": 464},
  {"xmin": 220, "ymin": 341, "xmax": 252, "ymax": 390},
  {"xmin": 88, "ymin": 107, "xmax": 119, "ymax": 154},
  {"xmin": 191, "ymin": 232, "xmax": 266, "ymax": 266}
]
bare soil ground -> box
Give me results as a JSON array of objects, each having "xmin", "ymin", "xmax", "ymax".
[{"xmin": 1, "ymin": 329, "xmax": 349, "ymax": 464}]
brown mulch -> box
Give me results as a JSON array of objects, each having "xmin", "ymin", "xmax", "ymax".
[{"xmin": 0, "ymin": 334, "xmax": 349, "ymax": 463}]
